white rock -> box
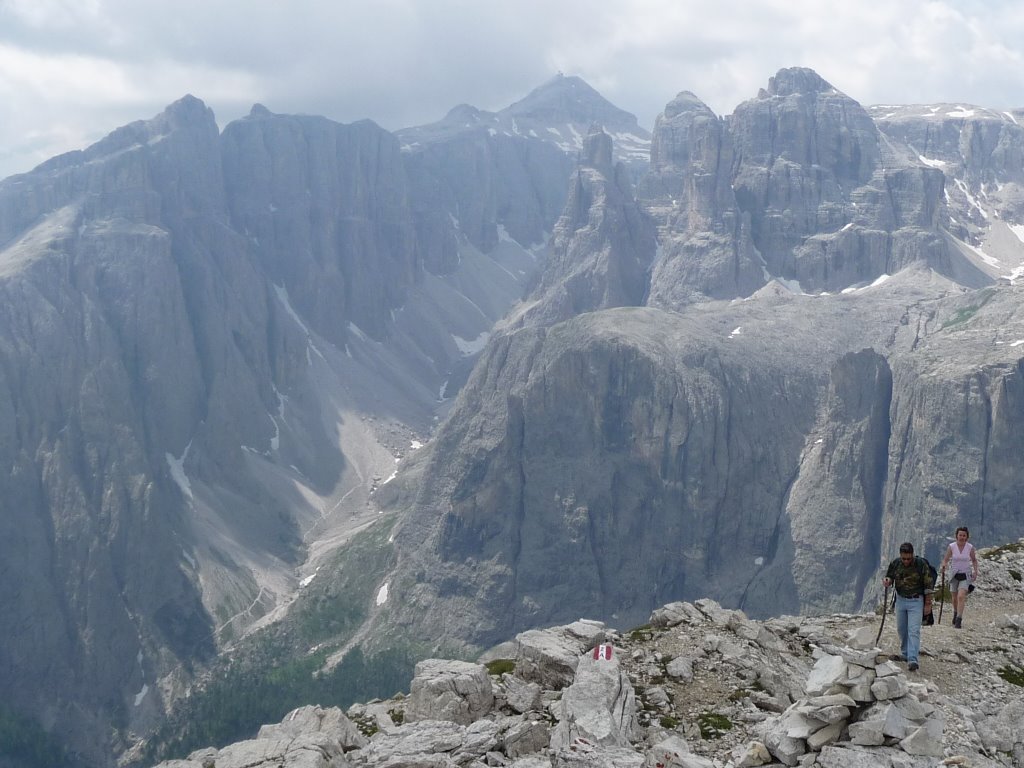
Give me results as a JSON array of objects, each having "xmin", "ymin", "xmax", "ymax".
[
  {"xmin": 900, "ymin": 724, "xmax": 945, "ymax": 757},
  {"xmin": 514, "ymin": 622, "xmax": 606, "ymax": 689},
  {"xmin": 806, "ymin": 720, "xmax": 843, "ymax": 750},
  {"xmin": 847, "ymin": 719, "xmax": 885, "ymax": 746},
  {"xmin": 643, "ymin": 735, "xmax": 695, "ymax": 767},
  {"xmin": 666, "ymin": 656, "xmax": 694, "ymax": 683},
  {"xmin": 407, "ymin": 659, "xmax": 495, "ymax": 725},
  {"xmin": 844, "ymin": 626, "xmax": 879, "ymax": 649},
  {"xmin": 870, "ymin": 674, "xmax": 909, "ymax": 701},
  {"xmin": 730, "ymin": 740, "xmax": 772, "ymax": 767},
  {"xmin": 549, "ymin": 648, "xmax": 639, "ymax": 750},
  {"xmin": 805, "ymin": 655, "xmax": 848, "ymax": 696}
]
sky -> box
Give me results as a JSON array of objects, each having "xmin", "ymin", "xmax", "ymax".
[{"xmin": 2, "ymin": 0, "xmax": 1023, "ymax": 181}]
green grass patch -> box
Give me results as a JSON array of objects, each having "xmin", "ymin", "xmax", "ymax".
[
  {"xmin": 629, "ymin": 624, "xmax": 654, "ymax": 641},
  {"xmin": 1009, "ymin": 569, "xmax": 1022, "ymax": 582},
  {"xmin": 997, "ymin": 664, "xmax": 1024, "ymax": 687},
  {"xmin": 941, "ymin": 288, "xmax": 995, "ymax": 329},
  {"xmin": 659, "ymin": 715, "xmax": 680, "ymax": 729},
  {"xmin": 697, "ymin": 712, "xmax": 733, "ymax": 739},
  {"xmin": 485, "ymin": 659, "xmax": 516, "ymax": 676},
  {"xmin": 980, "ymin": 541, "xmax": 1024, "ymax": 560}
]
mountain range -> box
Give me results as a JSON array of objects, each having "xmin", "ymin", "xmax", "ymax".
[{"xmin": 0, "ymin": 69, "xmax": 1021, "ymax": 767}]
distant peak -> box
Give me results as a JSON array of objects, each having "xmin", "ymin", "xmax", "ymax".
[
  {"xmin": 164, "ymin": 94, "xmax": 212, "ymax": 120},
  {"xmin": 249, "ymin": 103, "xmax": 273, "ymax": 118},
  {"xmin": 443, "ymin": 103, "xmax": 486, "ymax": 123},
  {"xmin": 764, "ymin": 67, "xmax": 836, "ymax": 98},
  {"xmin": 502, "ymin": 74, "xmax": 640, "ymax": 130},
  {"xmin": 663, "ymin": 91, "xmax": 716, "ymax": 120}
]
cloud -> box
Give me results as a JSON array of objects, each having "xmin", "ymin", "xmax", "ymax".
[{"xmin": 1, "ymin": 0, "xmax": 1023, "ymax": 180}]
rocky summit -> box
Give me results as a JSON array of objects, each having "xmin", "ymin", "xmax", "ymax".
[{"xmin": 150, "ymin": 539, "xmax": 1024, "ymax": 767}]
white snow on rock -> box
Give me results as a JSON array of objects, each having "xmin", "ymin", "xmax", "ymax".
[
  {"xmin": 453, "ymin": 331, "xmax": 490, "ymax": 355},
  {"xmin": 375, "ymin": 582, "xmax": 390, "ymax": 606},
  {"xmin": 166, "ymin": 441, "xmax": 193, "ymax": 501}
]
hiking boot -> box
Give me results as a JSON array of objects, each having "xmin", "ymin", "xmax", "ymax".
[
  {"xmin": 891, "ymin": 654, "xmax": 905, "ymax": 662},
  {"xmin": 908, "ymin": 662, "xmax": 919, "ymax": 671},
  {"xmin": 954, "ymin": 616, "xmax": 962, "ymax": 629}
]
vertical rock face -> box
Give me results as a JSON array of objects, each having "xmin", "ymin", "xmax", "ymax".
[
  {"xmin": 640, "ymin": 91, "xmax": 764, "ymax": 304},
  {"xmin": 0, "ymin": 79, "xmax": 651, "ymax": 765},
  {"xmin": 0, "ymin": 96, "xmax": 237, "ymax": 761},
  {"xmin": 374, "ymin": 68, "xmax": 1022, "ymax": 660},
  {"xmin": 508, "ymin": 127, "xmax": 656, "ymax": 328},
  {"xmin": 786, "ymin": 349, "xmax": 894, "ymax": 612},
  {"xmin": 640, "ymin": 67, "xmax": 990, "ymax": 301},
  {"xmin": 221, "ymin": 107, "xmax": 420, "ymax": 344}
]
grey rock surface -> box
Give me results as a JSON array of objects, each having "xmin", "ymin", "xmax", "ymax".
[{"xmin": 406, "ymin": 659, "xmax": 495, "ymax": 725}]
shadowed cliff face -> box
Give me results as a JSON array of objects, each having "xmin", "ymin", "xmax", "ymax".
[
  {"xmin": 372, "ymin": 68, "xmax": 1023, "ymax": 656},
  {"xmin": 0, "ymin": 75, "xmax": 633, "ymax": 764}
]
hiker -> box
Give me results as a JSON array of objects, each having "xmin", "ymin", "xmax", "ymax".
[
  {"xmin": 941, "ymin": 526, "xmax": 979, "ymax": 629},
  {"xmin": 883, "ymin": 542, "xmax": 935, "ymax": 671}
]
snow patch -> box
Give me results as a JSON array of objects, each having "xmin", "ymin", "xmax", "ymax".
[
  {"xmin": 375, "ymin": 582, "xmax": 390, "ymax": 606},
  {"xmin": 410, "ymin": 440, "xmax": 423, "ymax": 450},
  {"xmin": 166, "ymin": 441, "xmax": 194, "ymax": 501},
  {"xmin": 300, "ymin": 569, "xmax": 319, "ymax": 588},
  {"xmin": 1011, "ymin": 339, "xmax": 1024, "ymax": 347},
  {"xmin": 453, "ymin": 331, "xmax": 490, "ymax": 355},
  {"xmin": 274, "ymin": 284, "xmax": 311, "ymax": 336},
  {"xmin": 954, "ymin": 179, "xmax": 988, "ymax": 219},
  {"xmin": 946, "ymin": 107, "xmax": 976, "ymax": 118},
  {"xmin": 728, "ymin": 326, "xmax": 742, "ymax": 338},
  {"xmin": 754, "ymin": 557, "xmax": 764, "ymax": 566},
  {"xmin": 962, "ymin": 240, "xmax": 1001, "ymax": 267},
  {"xmin": 777, "ymin": 277, "xmax": 805, "ymax": 295},
  {"xmin": 134, "ymin": 684, "xmax": 149, "ymax": 707},
  {"xmin": 918, "ymin": 155, "xmax": 947, "ymax": 169}
]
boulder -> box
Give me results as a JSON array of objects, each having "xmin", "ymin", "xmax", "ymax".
[
  {"xmin": 513, "ymin": 621, "xmax": 607, "ymax": 690},
  {"xmin": 406, "ymin": 659, "xmax": 495, "ymax": 725},
  {"xmin": 805, "ymin": 654, "xmax": 848, "ymax": 696},
  {"xmin": 665, "ymin": 656, "xmax": 694, "ymax": 683},
  {"xmin": 550, "ymin": 648, "xmax": 639, "ymax": 750}
]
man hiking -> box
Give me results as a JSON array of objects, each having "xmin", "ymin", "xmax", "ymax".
[{"xmin": 883, "ymin": 542, "xmax": 935, "ymax": 671}]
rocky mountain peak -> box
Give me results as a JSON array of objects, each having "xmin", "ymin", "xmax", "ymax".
[
  {"xmin": 663, "ymin": 90, "xmax": 715, "ymax": 120},
  {"xmin": 503, "ymin": 73, "xmax": 640, "ymax": 132},
  {"xmin": 763, "ymin": 66, "xmax": 837, "ymax": 98}
]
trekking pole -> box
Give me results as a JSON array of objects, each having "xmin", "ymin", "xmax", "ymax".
[
  {"xmin": 875, "ymin": 582, "xmax": 890, "ymax": 647},
  {"xmin": 937, "ymin": 569, "xmax": 946, "ymax": 624}
]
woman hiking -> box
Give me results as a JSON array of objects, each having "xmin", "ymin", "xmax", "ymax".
[{"xmin": 941, "ymin": 526, "xmax": 979, "ymax": 628}]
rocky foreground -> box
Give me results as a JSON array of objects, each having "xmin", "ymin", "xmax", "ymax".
[{"xmin": 151, "ymin": 541, "xmax": 1024, "ymax": 767}]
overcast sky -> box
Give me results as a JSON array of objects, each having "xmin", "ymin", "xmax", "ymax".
[{"xmin": 2, "ymin": 0, "xmax": 1023, "ymax": 180}]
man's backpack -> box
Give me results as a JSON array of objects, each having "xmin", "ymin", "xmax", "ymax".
[{"xmin": 919, "ymin": 557, "xmax": 938, "ymax": 625}]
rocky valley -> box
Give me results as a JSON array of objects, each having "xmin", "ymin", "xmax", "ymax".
[{"xmin": 0, "ymin": 68, "xmax": 1021, "ymax": 767}]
